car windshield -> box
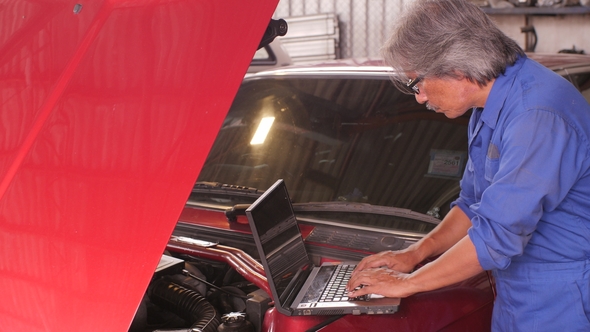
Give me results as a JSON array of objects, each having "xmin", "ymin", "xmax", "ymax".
[{"xmin": 193, "ymin": 72, "xmax": 470, "ymax": 224}]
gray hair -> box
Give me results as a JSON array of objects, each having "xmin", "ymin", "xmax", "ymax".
[{"xmin": 382, "ymin": 0, "xmax": 524, "ymax": 91}]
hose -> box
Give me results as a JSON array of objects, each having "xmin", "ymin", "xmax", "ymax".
[{"xmin": 149, "ymin": 278, "xmax": 221, "ymax": 332}]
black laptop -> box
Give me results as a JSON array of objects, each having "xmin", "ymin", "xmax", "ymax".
[{"xmin": 246, "ymin": 179, "xmax": 401, "ymax": 316}]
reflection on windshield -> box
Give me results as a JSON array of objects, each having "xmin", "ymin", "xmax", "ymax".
[{"xmin": 197, "ymin": 76, "xmax": 469, "ymax": 219}]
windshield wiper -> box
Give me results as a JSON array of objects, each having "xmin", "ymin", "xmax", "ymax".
[
  {"xmin": 222, "ymin": 200, "xmax": 439, "ymax": 225},
  {"xmin": 188, "ymin": 182, "xmax": 263, "ymax": 210},
  {"xmin": 192, "ymin": 182, "xmax": 263, "ymax": 198},
  {"xmin": 293, "ymin": 202, "xmax": 440, "ymax": 225},
  {"xmin": 192, "ymin": 183, "xmax": 439, "ymax": 225}
]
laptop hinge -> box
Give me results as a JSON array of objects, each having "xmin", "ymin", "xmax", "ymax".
[{"xmin": 282, "ymin": 265, "xmax": 312, "ymax": 310}]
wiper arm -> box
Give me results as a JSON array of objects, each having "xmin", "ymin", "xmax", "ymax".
[
  {"xmin": 293, "ymin": 202, "xmax": 440, "ymax": 225},
  {"xmin": 223, "ymin": 200, "xmax": 440, "ymax": 225},
  {"xmin": 188, "ymin": 182, "xmax": 263, "ymax": 211},
  {"xmin": 192, "ymin": 182, "xmax": 262, "ymax": 198},
  {"xmin": 224, "ymin": 203, "xmax": 251, "ymax": 222}
]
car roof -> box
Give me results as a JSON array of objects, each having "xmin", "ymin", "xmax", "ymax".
[{"xmin": 245, "ymin": 53, "xmax": 590, "ymax": 78}]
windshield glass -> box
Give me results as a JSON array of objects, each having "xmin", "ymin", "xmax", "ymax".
[{"xmin": 195, "ymin": 74, "xmax": 470, "ymax": 220}]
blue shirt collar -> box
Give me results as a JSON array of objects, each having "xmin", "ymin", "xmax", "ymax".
[{"xmin": 481, "ymin": 54, "xmax": 527, "ymax": 129}]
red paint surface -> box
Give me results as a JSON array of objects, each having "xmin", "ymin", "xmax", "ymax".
[
  {"xmin": 0, "ymin": 0, "xmax": 278, "ymax": 330},
  {"xmin": 178, "ymin": 207, "xmax": 494, "ymax": 331},
  {"xmin": 261, "ymin": 274, "xmax": 493, "ymax": 332}
]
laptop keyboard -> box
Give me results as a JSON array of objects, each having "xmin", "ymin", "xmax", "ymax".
[{"xmin": 319, "ymin": 264, "xmax": 356, "ymax": 302}]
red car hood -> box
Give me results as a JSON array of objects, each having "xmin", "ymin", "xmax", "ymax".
[{"xmin": 0, "ymin": 0, "xmax": 278, "ymax": 330}]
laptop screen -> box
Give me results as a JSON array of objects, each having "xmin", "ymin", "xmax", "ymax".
[{"xmin": 247, "ymin": 179, "xmax": 312, "ymax": 304}]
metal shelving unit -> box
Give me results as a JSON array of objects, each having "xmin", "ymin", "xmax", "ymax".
[
  {"xmin": 482, "ymin": 6, "xmax": 590, "ymax": 15},
  {"xmin": 482, "ymin": 5, "xmax": 590, "ymax": 52}
]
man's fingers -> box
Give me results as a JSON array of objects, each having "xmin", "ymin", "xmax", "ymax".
[
  {"xmin": 354, "ymin": 255, "xmax": 389, "ymax": 273},
  {"xmin": 346, "ymin": 271, "xmax": 368, "ymax": 292},
  {"xmin": 346, "ymin": 280, "xmax": 371, "ymax": 296}
]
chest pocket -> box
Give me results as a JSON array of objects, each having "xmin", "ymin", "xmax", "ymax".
[{"xmin": 484, "ymin": 143, "xmax": 500, "ymax": 182}]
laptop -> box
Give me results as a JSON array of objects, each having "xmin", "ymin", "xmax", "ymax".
[{"xmin": 245, "ymin": 179, "xmax": 401, "ymax": 316}]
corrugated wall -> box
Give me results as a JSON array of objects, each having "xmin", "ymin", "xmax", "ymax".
[
  {"xmin": 273, "ymin": 0, "xmax": 407, "ymax": 59},
  {"xmin": 274, "ymin": 0, "xmax": 590, "ymax": 59}
]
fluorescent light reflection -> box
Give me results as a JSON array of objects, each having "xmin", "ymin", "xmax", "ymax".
[{"xmin": 250, "ymin": 116, "xmax": 275, "ymax": 145}]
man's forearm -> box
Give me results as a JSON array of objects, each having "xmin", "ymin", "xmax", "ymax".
[
  {"xmin": 408, "ymin": 205, "xmax": 473, "ymax": 263},
  {"xmin": 405, "ymin": 235, "xmax": 484, "ymax": 294},
  {"xmin": 346, "ymin": 234, "xmax": 484, "ymax": 299}
]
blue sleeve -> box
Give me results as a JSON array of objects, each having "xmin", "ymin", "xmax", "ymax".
[
  {"xmin": 451, "ymin": 158, "xmax": 477, "ymax": 221},
  {"xmin": 467, "ymin": 111, "xmax": 585, "ymax": 270}
]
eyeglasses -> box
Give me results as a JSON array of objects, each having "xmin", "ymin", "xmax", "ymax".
[{"xmin": 406, "ymin": 76, "xmax": 422, "ymax": 95}]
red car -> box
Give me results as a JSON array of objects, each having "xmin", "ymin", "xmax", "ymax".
[
  {"xmin": 161, "ymin": 53, "xmax": 590, "ymax": 331},
  {"xmin": 2, "ymin": 1, "xmax": 590, "ymax": 331}
]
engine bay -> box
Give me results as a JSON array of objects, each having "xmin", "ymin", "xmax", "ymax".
[{"xmin": 129, "ymin": 250, "xmax": 271, "ymax": 332}]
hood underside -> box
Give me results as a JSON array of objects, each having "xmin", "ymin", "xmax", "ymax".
[{"xmin": 0, "ymin": 0, "xmax": 278, "ymax": 330}]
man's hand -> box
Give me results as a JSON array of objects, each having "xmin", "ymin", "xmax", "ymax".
[
  {"xmin": 347, "ymin": 236, "xmax": 484, "ymax": 300},
  {"xmin": 345, "ymin": 249, "xmax": 420, "ymax": 298},
  {"xmin": 350, "ymin": 206, "xmax": 473, "ymax": 279},
  {"xmin": 345, "ymin": 207, "xmax": 478, "ymax": 299},
  {"xmin": 345, "ymin": 267, "xmax": 417, "ymax": 298},
  {"xmin": 353, "ymin": 249, "xmax": 420, "ymax": 274},
  {"xmin": 345, "ymin": 246, "xmax": 423, "ymax": 296}
]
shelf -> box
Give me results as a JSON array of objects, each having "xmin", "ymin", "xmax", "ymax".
[{"xmin": 482, "ymin": 5, "xmax": 590, "ymax": 15}]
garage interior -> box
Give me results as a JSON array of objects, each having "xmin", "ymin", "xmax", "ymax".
[{"xmin": 272, "ymin": 0, "xmax": 590, "ymax": 64}]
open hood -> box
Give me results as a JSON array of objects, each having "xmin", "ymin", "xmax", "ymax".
[{"xmin": 0, "ymin": 0, "xmax": 278, "ymax": 330}]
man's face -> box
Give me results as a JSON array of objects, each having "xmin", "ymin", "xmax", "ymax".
[{"xmin": 412, "ymin": 76, "xmax": 487, "ymax": 119}]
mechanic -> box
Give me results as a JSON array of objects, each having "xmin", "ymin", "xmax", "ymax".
[{"xmin": 346, "ymin": 0, "xmax": 590, "ymax": 330}]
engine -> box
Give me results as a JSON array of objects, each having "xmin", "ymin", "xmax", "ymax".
[{"xmin": 129, "ymin": 253, "xmax": 270, "ymax": 332}]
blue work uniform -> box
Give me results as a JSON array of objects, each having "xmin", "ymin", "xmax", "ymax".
[{"xmin": 452, "ymin": 55, "xmax": 590, "ymax": 331}]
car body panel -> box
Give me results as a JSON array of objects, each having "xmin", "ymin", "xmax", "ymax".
[
  {"xmin": 172, "ymin": 52, "xmax": 590, "ymax": 331},
  {"xmin": 261, "ymin": 271, "xmax": 493, "ymax": 332},
  {"xmin": 0, "ymin": 0, "xmax": 278, "ymax": 330},
  {"xmin": 4, "ymin": 1, "xmax": 590, "ymax": 329}
]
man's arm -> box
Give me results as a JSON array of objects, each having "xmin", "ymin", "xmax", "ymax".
[
  {"xmin": 410, "ymin": 205, "xmax": 474, "ymax": 260},
  {"xmin": 352, "ymin": 205, "xmax": 473, "ymax": 274},
  {"xmin": 346, "ymin": 234, "xmax": 483, "ymax": 298}
]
